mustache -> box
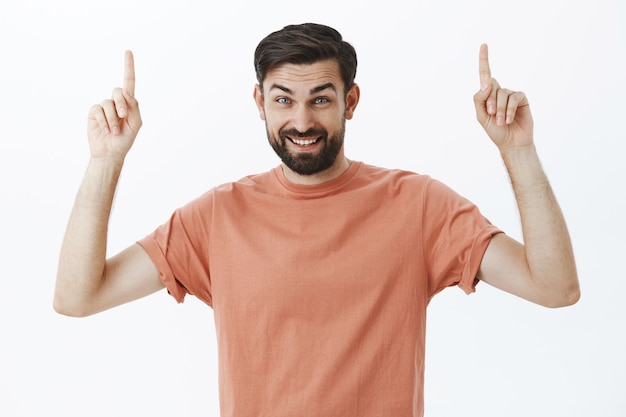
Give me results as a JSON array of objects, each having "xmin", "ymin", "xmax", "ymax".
[{"xmin": 280, "ymin": 128, "xmax": 328, "ymax": 138}]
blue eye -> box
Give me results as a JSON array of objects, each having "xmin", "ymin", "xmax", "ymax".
[
  {"xmin": 314, "ymin": 97, "xmax": 329, "ymax": 104},
  {"xmin": 277, "ymin": 97, "xmax": 291, "ymax": 104}
]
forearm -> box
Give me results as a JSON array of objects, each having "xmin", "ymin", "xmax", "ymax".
[
  {"xmin": 54, "ymin": 157, "xmax": 124, "ymax": 316},
  {"xmin": 501, "ymin": 144, "xmax": 579, "ymax": 305}
]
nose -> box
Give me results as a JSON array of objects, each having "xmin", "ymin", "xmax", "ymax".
[{"xmin": 291, "ymin": 104, "xmax": 316, "ymax": 134}]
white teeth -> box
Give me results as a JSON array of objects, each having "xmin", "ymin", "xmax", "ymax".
[{"xmin": 291, "ymin": 138, "xmax": 318, "ymax": 146}]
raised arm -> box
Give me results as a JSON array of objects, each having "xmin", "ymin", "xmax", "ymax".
[
  {"xmin": 473, "ymin": 44, "xmax": 580, "ymax": 308},
  {"xmin": 54, "ymin": 51, "xmax": 163, "ymax": 317}
]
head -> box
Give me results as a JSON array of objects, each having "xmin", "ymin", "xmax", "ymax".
[
  {"xmin": 254, "ymin": 23, "xmax": 358, "ymax": 95},
  {"xmin": 253, "ymin": 23, "xmax": 360, "ymax": 183}
]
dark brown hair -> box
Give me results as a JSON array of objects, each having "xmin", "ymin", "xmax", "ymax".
[{"xmin": 254, "ymin": 23, "xmax": 358, "ymax": 94}]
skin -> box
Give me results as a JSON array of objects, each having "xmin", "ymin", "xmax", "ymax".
[
  {"xmin": 54, "ymin": 45, "xmax": 579, "ymax": 318},
  {"xmin": 253, "ymin": 60, "xmax": 360, "ymax": 184},
  {"xmin": 473, "ymin": 44, "xmax": 579, "ymax": 307},
  {"xmin": 54, "ymin": 51, "xmax": 163, "ymax": 316}
]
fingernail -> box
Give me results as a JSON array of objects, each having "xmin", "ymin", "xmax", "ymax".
[
  {"xmin": 118, "ymin": 108, "xmax": 127, "ymax": 118},
  {"xmin": 104, "ymin": 126, "xmax": 111, "ymax": 135},
  {"xmin": 488, "ymin": 104, "xmax": 496, "ymax": 114},
  {"xmin": 497, "ymin": 115, "xmax": 504, "ymax": 126},
  {"xmin": 112, "ymin": 125, "xmax": 120, "ymax": 135},
  {"xmin": 481, "ymin": 84, "xmax": 488, "ymax": 92},
  {"xmin": 506, "ymin": 115, "xmax": 513, "ymax": 124}
]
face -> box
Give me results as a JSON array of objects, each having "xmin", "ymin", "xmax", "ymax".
[{"xmin": 254, "ymin": 60, "xmax": 359, "ymax": 183}]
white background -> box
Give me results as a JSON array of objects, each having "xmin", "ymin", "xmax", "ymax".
[{"xmin": 1, "ymin": 0, "xmax": 624, "ymax": 415}]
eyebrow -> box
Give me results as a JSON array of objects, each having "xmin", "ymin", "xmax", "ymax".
[{"xmin": 269, "ymin": 82, "xmax": 337, "ymax": 95}]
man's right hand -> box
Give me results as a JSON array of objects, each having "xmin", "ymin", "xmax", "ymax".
[{"xmin": 87, "ymin": 50, "xmax": 142, "ymax": 160}]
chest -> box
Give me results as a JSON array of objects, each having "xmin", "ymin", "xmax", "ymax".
[{"xmin": 208, "ymin": 192, "xmax": 427, "ymax": 320}]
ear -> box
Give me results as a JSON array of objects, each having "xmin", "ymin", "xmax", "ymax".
[
  {"xmin": 253, "ymin": 84, "xmax": 266, "ymax": 120},
  {"xmin": 344, "ymin": 83, "xmax": 360, "ymax": 120}
]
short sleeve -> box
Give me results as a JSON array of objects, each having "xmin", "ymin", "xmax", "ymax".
[
  {"xmin": 421, "ymin": 178, "xmax": 502, "ymax": 298},
  {"xmin": 137, "ymin": 191, "xmax": 214, "ymax": 307}
]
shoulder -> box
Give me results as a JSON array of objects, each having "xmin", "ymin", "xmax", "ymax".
[
  {"xmin": 170, "ymin": 169, "xmax": 274, "ymax": 214},
  {"xmin": 356, "ymin": 163, "xmax": 474, "ymax": 215},
  {"xmin": 211, "ymin": 169, "xmax": 277, "ymax": 198},
  {"xmin": 356, "ymin": 162, "xmax": 434, "ymax": 193}
]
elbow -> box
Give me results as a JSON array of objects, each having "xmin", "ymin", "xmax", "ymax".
[
  {"xmin": 559, "ymin": 284, "xmax": 581, "ymax": 307},
  {"xmin": 53, "ymin": 293, "xmax": 94, "ymax": 318},
  {"xmin": 53, "ymin": 300, "xmax": 82, "ymax": 318},
  {"xmin": 53, "ymin": 270, "xmax": 102, "ymax": 317},
  {"xmin": 542, "ymin": 279, "xmax": 581, "ymax": 308}
]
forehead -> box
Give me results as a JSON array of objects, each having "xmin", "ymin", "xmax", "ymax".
[{"xmin": 263, "ymin": 60, "xmax": 343, "ymax": 94}]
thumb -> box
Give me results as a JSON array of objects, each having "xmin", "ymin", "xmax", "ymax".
[
  {"xmin": 122, "ymin": 89, "xmax": 142, "ymax": 134},
  {"xmin": 473, "ymin": 83, "xmax": 492, "ymax": 124}
]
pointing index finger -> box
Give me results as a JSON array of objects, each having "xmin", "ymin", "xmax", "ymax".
[
  {"xmin": 479, "ymin": 43, "xmax": 491, "ymax": 89},
  {"xmin": 124, "ymin": 50, "xmax": 135, "ymax": 96}
]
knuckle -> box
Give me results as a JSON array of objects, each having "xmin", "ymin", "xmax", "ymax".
[
  {"xmin": 88, "ymin": 104, "xmax": 102, "ymax": 116},
  {"xmin": 125, "ymin": 94, "xmax": 138, "ymax": 106},
  {"xmin": 111, "ymin": 89, "xmax": 127, "ymax": 108}
]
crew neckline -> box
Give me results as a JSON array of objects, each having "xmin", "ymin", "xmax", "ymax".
[{"xmin": 272, "ymin": 161, "xmax": 362, "ymax": 197}]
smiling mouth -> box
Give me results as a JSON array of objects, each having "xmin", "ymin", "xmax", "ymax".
[{"xmin": 288, "ymin": 137, "xmax": 321, "ymax": 147}]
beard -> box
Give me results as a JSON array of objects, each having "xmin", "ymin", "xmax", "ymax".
[{"xmin": 266, "ymin": 119, "xmax": 346, "ymax": 176}]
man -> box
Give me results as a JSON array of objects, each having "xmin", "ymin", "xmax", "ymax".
[{"xmin": 55, "ymin": 23, "xmax": 579, "ymax": 416}]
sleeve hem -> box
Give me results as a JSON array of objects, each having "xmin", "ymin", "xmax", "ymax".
[
  {"xmin": 458, "ymin": 226, "xmax": 503, "ymax": 295},
  {"xmin": 137, "ymin": 236, "xmax": 187, "ymax": 303}
]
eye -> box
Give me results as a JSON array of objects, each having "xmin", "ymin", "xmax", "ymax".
[
  {"xmin": 276, "ymin": 97, "xmax": 291, "ymax": 104},
  {"xmin": 314, "ymin": 97, "xmax": 329, "ymax": 104}
]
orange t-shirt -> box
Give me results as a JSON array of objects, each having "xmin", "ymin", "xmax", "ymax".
[{"xmin": 138, "ymin": 161, "xmax": 501, "ymax": 417}]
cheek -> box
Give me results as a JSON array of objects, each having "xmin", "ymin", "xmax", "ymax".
[
  {"xmin": 263, "ymin": 116, "xmax": 283, "ymax": 138},
  {"xmin": 320, "ymin": 112, "xmax": 345, "ymax": 130},
  {"xmin": 264, "ymin": 111, "xmax": 289, "ymax": 131}
]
